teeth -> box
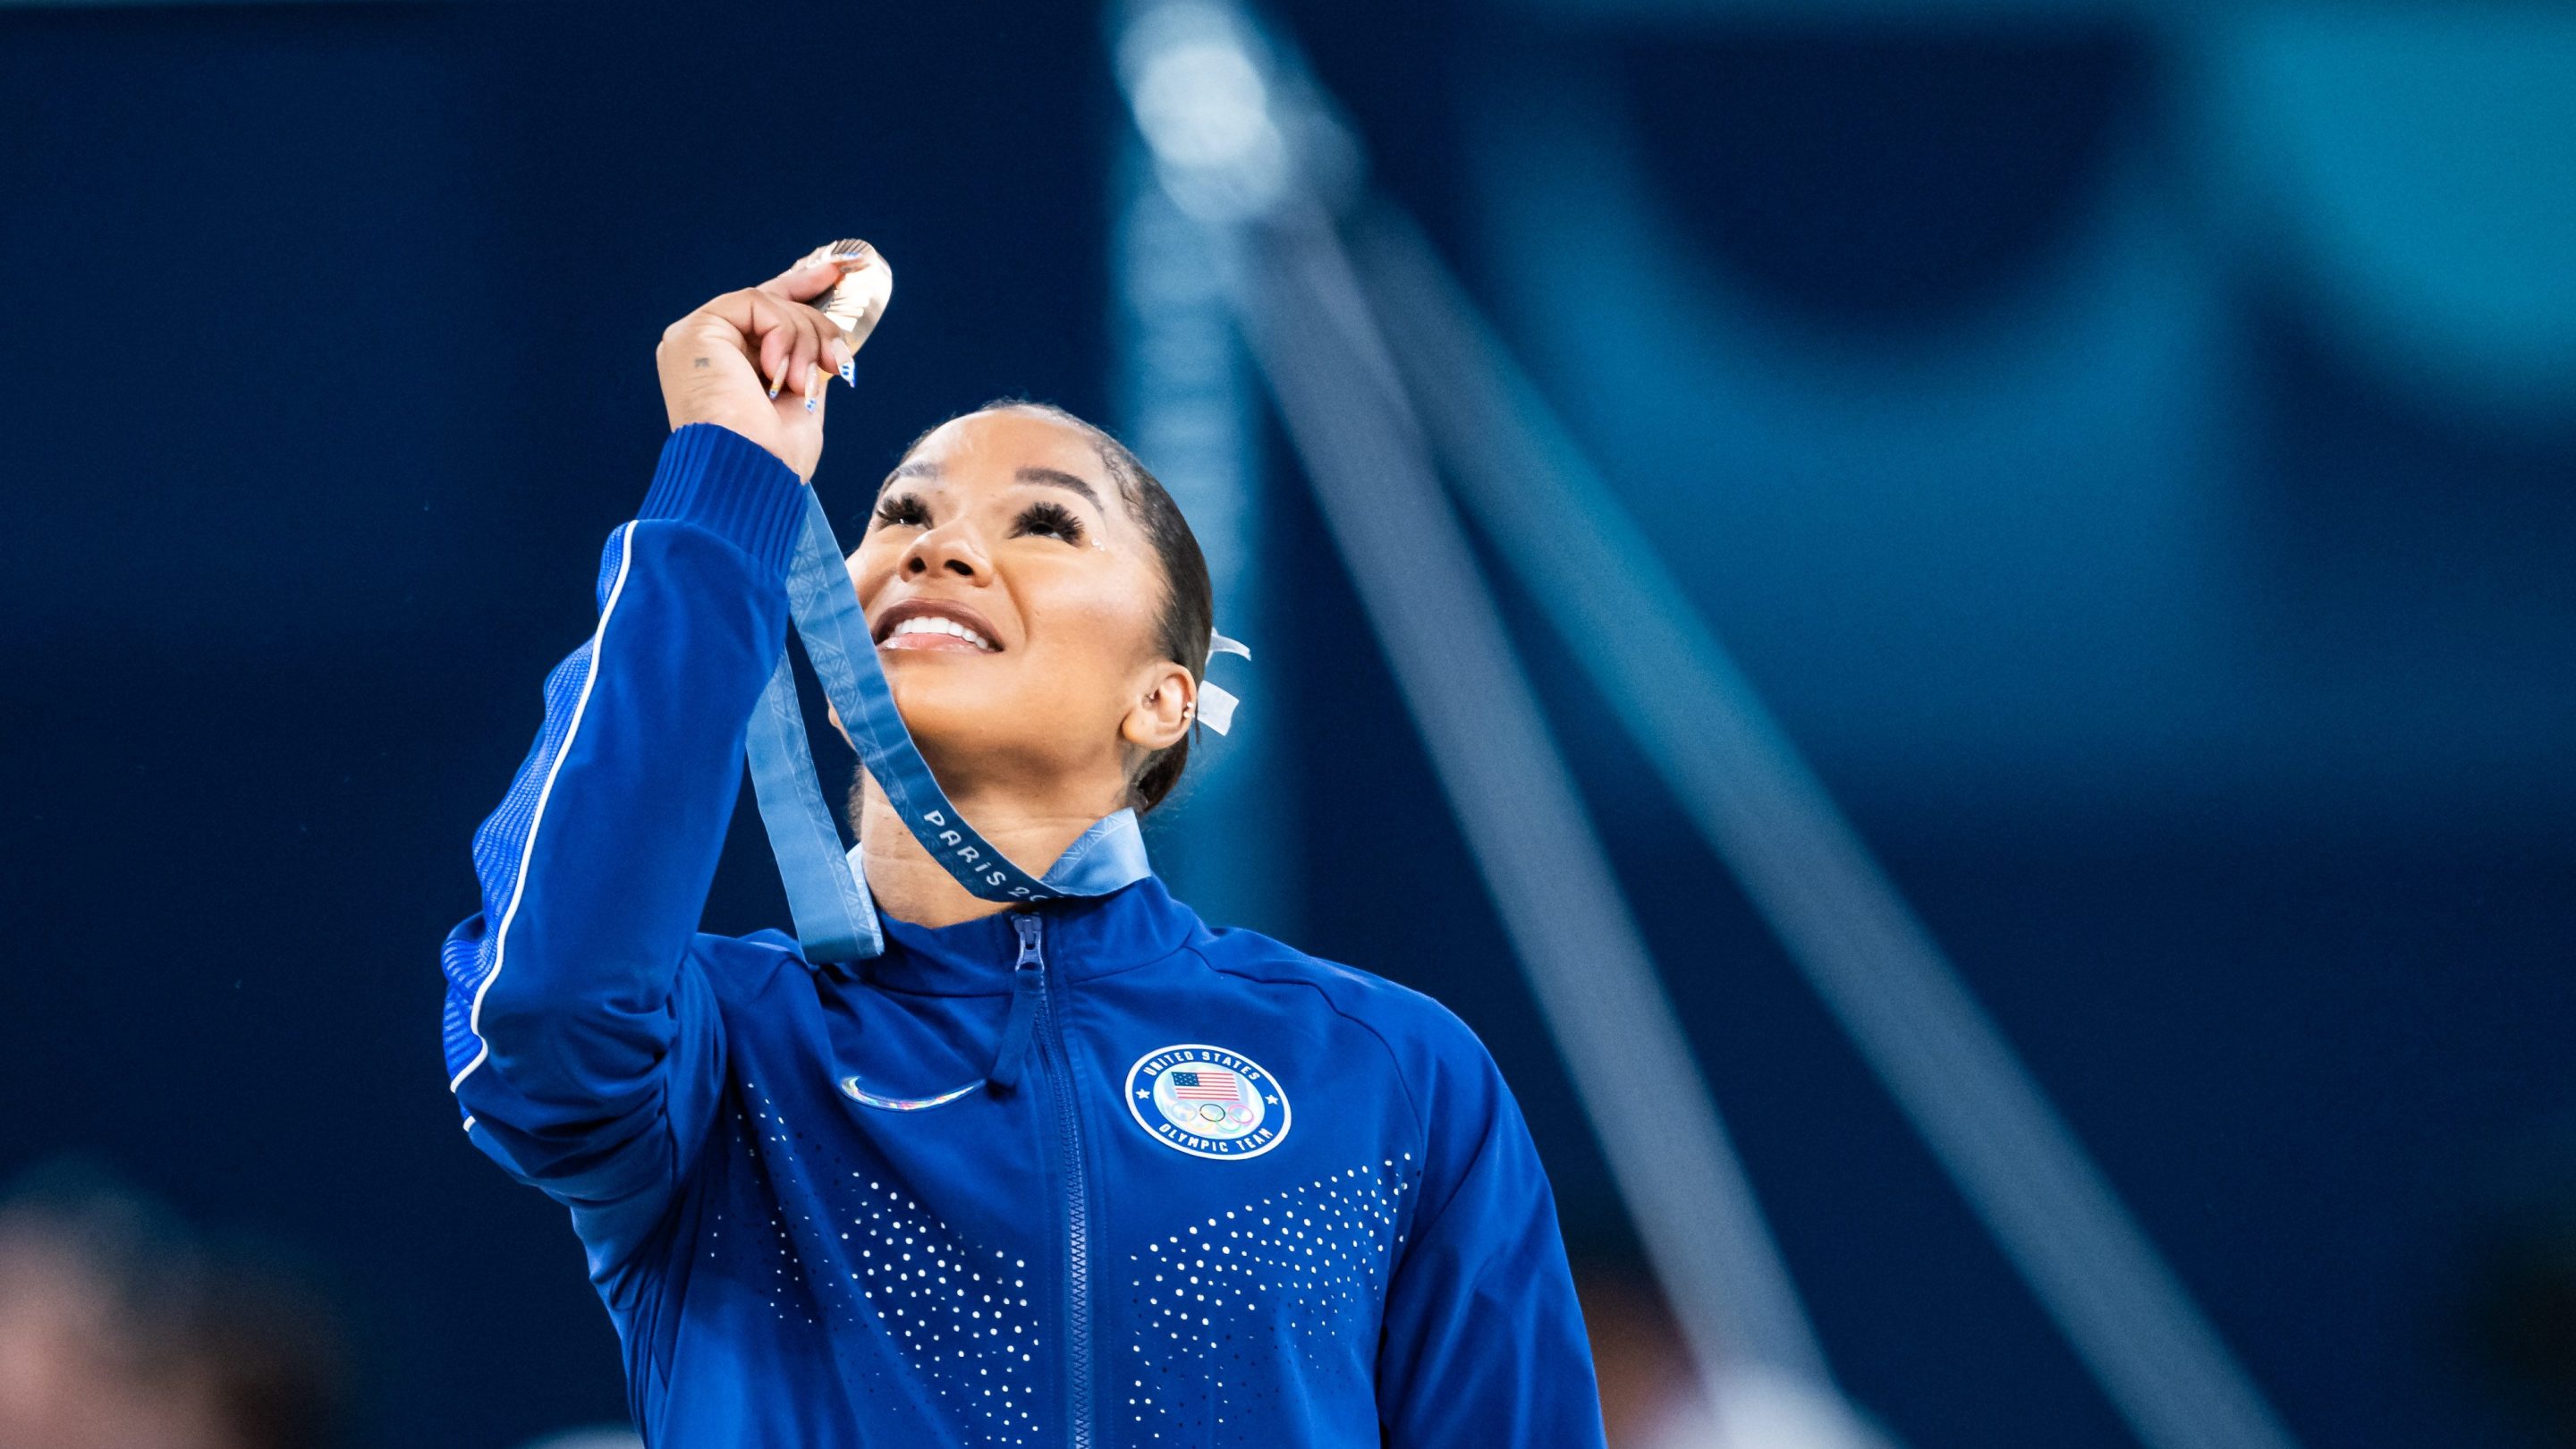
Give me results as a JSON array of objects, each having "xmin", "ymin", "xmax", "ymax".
[{"xmin": 887, "ymin": 615, "xmax": 996, "ymax": 650}]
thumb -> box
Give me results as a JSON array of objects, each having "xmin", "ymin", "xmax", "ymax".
[{"xmin": 757, "ymin": 254, "xmax": 849, "ymax": 304}]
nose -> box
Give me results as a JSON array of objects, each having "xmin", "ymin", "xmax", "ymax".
[{"xmin": 899, "ymin": 521, "xmax": 989, "ymax": 583}]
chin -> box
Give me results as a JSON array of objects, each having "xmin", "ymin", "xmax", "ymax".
[{"xmin": 884, "ymin": 667, "xmax": 1014, "ymax": 744}]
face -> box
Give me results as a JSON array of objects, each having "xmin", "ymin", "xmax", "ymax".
[{"xmin": 848, "ymin": 408, "xmax": 1191, "ymax": 794}]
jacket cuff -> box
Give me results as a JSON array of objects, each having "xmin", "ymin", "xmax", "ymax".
[{"xmin": 640, "ymin": 423, "xmax": 809, "ymax": 577}]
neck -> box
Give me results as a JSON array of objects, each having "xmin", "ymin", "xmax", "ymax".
[{"xmin": 855, "ymin": 769, "xmax": 1131, "ymax": 928}]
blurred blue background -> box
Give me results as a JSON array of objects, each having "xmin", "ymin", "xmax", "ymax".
[{"xmin": 0, "ymin": 2, "xmax": 2570, "ymax": 1447}]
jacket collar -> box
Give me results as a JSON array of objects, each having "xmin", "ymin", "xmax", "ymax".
[{"xmin": 842, "ymin": 874, "xmax": 1202, "ymax": 996}]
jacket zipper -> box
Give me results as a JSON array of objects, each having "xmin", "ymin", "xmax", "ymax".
[{"xmin": 1014, "ymin": 911, "xmax": 1093, "ymax": 1449}]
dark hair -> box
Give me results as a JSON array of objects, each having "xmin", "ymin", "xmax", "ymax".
[{"xmin": 870, "ymin": 397, "xmax": 1214, "ymax": 814}]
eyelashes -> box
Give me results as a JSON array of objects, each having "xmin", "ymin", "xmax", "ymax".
[
  {"xmin": 1011, "ymin": 499, "xmax": 1086, "ymax": 545},
  {"xmin": 872, "ymin": 492, "xmax": 931, "ymax": 530},
  {"xmin": 867, "ymin": 492, "xmax": 1089, "ymax": 547}
]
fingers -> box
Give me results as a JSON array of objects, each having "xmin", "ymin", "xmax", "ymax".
[
  {"xmin": 739, "ymin": 294, "xmax": 813, "ymax": 401},
  {"xmin": 756, "ymin": 302, "xmax": 795, "ymax": 398},
  {"xmin": 791, "ymin": 335, "xmax": 858, "ymax": 412},
  {"xmin": 756, "ymin": 250, "xmax": 875, "ymax": 316},
  {"xmin": 756, "ymin": 254, "xmax": 843, "ymax": 303},
  {"xmin": 684, "ymin": 280, "xmax": 860, "ymax": 409},
  {"xmin": 764, "ymin": 302, "xmax": 860, "ymax": 403},
  {"xmin": 787, "ymin": 310, "xmax": 822, "ymax": 404}
]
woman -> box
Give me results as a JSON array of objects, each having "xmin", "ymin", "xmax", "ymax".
[{"xmin": 437, "ymin": 251, "xmax": 1606, "ymax": 1447}]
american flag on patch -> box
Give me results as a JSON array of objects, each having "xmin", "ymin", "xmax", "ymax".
[{"xmin": 1169, "ymin": 1069, "xmax": 1242, "ymax": 1102}]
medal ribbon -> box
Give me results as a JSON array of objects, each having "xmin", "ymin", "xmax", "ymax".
[{"xmin": 745, "ymin": 489, "xmax": 1153, "ymax": 964}]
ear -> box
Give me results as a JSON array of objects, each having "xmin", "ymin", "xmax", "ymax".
[{"xmin": 1121, "ymin": 660, "xmax": 1197, "ymax": 755}]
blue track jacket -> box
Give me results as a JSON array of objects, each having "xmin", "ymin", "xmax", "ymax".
[{"xmin": 438, "ymin": 422, "xmax": 1608, "ymax": 1448}]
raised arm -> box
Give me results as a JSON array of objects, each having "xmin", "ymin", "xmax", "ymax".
[{"xmin": 436, "ymin": 253, "xmax": 869, "ymax": 1271}]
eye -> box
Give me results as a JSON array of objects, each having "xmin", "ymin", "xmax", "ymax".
[
  {"xmin": 872, "ymin": 491, "xmax": 930, "ymax": 530},
  {"xmin": 1012, "ymin": 499, "xmax": 1087, "ymax": 546}
]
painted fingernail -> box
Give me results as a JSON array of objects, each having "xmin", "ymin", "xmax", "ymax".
[
  {"xmin": 804, "ymin": 363, "xmax": 821, "ymax": 412},
  {"xmin": 767, "ymin": 369, "xmax": 783, "ymax": 399},
  {"xmin": 840, "ymin": 358, "xmax": 855, "ymax": 386}
]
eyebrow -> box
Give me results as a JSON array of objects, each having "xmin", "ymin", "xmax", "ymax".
[
  {"xmin": 1013, "ymin": 467, "xmax": 1104, "ymax": 509},
  {"xmin": 876, "ymin": 461, "xmax": 1104, "ymax": 511}
]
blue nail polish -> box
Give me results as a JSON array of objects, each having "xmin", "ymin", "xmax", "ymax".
[
  {"xmin": 805, "ymin": 397, "xmax": 817, "ymax": 413},
  {"xmin": 841, "ymin": 360, "xmax": 854, "ymax": 386}
]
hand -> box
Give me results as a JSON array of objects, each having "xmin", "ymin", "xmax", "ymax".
[{"xmin": 655, "ymin": 254, "xmax": 864, "ymax": 483}]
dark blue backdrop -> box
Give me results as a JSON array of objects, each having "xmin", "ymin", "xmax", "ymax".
[{"xmin": 2, "ymin": 4, "xmax": 2569, "ymax": 1448}]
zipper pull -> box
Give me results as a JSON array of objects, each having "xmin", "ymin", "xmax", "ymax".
[{"xmin": 985, "ymin": 911, "xmax": 1046, "ymax": 1093}]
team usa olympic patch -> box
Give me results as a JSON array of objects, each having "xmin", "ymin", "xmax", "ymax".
[{"xmin": 1124, "ymin": 1044, "xmax": 1291, "ymax": 1160}]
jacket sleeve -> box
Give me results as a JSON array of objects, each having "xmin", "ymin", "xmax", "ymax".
[
  {"xmin": 1376, "ymin": 1028, "xmax": 1609, "ymax": 1448},
  {"xmin": 436, "ymin": 422, "xmax": 809, "ymax": 1274}
]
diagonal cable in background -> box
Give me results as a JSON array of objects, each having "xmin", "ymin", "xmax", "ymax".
[
  {"xmin": 1234, "ymin": 190, "xmax": 1852, "ymax": 1415},
  {"xmin": 1115, "ymin": 10, "xmax": 1886, "ymax": 1435},
  {"xmin": 1116, "ymin": 3, "xmax": 2304, "ymax": 1446},
  {"xmin": 1352, "ymin": 208, "xmax": 2302, "ymax": 1449}
]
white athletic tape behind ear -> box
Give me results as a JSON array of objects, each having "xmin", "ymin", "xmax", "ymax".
[
  {"xmin": 1199, "ymin": 628, "xmax": 1249, "ymax": 734},
  {"xmin": 1197, "ymin": 682, "xmax": 1241, "ymax": 735}
]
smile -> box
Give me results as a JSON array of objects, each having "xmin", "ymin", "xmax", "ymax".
[{"xmin": 880, "ymin": 614, "xmax": 999, "ymax": 653}]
